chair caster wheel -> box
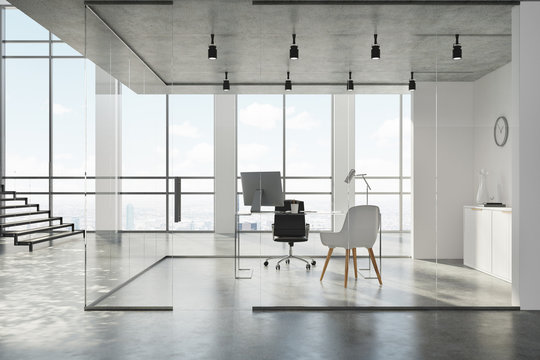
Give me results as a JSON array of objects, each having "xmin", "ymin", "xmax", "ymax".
[
  {"xmin": 306, "ymin": 264, "xmax": 311, "ymax": 270},
  {"xmin": 285, "ymin": 259, "xmax": 290, "ymax": 264},
  {"xmin": 276, "ymin": 265, "xmax": 280, "ymax": 270},
  {"xmin": 311, "ymin": 260, "xmax": 316, "ymax": 266},
  {"xmin": 264, "ymin": 261, "xmax": 269, "ymax": 266}
]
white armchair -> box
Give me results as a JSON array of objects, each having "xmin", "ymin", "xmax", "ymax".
[{"xmin": 319, "ymin": 205, "xmax": 382, "ymax": 287}]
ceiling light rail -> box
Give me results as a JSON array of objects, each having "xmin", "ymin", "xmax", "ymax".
[{"xmin": 84, "ymin": 1, "xmax": 173, "ymax": 5}]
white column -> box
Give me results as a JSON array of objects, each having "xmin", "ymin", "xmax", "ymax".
[
  {"xmin": 332, "ymin": 94, "xmax": 355, "ymax": 231},
  {"xmin": 214, "ymin": 94, "xmax": 237, "ymax": 235},
  {"xmin": 516, "ymin": 3, "xmax": 540, "ymax": 310},
  {"xmin": 95, "ymin": 65, "xmax": 122, "ymax": 232}
]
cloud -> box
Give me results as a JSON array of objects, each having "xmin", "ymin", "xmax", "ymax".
[
  {"xmin": 173, "ymin": 142, "xmax": 213, "ymax": 174},
  {"xmin": 372, "ymin": 118, "xmax": 399, "ymax": 147},
  {"xmin": 171, "ymin": 121, "xmax": 200, "ymax": 138},
  {"xmin": 286, "ymin": 111, "xmax": 319, "ymax": 130},
  {"xmin": 53, "ymin": 103, "xmax": 72, "ymax": 116},
  {"xmin": 239, "ymin": 102, "xmax": 281, "ymax": 130},
  {"xmin": 238, "ymin": 143, "xmax": 269, "ymax": 163}
]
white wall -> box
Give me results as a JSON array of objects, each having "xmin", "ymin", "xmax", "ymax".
[
  {"xmin": 413, "ymin": 82, "xmax": 475, "ymax": 259},
  {"xmin": 473, "ymin": 63, "xmax": 513, "ymax": 206}
]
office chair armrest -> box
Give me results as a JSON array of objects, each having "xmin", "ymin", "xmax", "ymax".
[{"xmin": 305, "ymin": 223, "xmax": 310, "ymax": 239}]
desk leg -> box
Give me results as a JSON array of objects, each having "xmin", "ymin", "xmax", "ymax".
[{"xmin": 235, "ymin": 213, "xmax": 253, "ymax": 279}]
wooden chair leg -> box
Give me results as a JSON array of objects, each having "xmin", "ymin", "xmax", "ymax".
[
  {"xmin": 344, "ymin": 249, "xmax": 350, "ymax": 288},
  {"xmin": 352, "ymin": 248, "xmax": 358, "ymax": 279},
  {"xmin": 368, "ymin": 248, "xmax": 382, "ymax": 285},
  {"xmin": 320, "ymin": 248, "xmax": 333, "ymax": 281}
]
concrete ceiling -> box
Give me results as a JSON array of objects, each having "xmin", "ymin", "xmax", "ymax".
[{"xmin": 9, "ymin": 0, "xmax": 513, "ymax": 94}]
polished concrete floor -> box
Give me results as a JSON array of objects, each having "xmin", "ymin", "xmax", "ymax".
[{"xmin": 2, "ymin": 233, "xmax": 539, "ymax": 360}]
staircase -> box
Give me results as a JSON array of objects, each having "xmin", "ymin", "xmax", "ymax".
[{"xmin": 0, "ymin": 184, "xmax": 85, "ymax": 252}]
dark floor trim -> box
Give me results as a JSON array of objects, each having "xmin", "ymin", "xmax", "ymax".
[
  {"xmin": 84, "ymin": 306, "xmax": 173, "ymax": 311},
  {"xmin": 253, "ymin": 1, "xmax": 519, "ymax": 5},
  {"xmin": 252, "ymin": 306, "xmax": 521, "ymax": 311},
  {"xmin": 85, "ymin": 255, "xmax": 169, "ymax": 310}
]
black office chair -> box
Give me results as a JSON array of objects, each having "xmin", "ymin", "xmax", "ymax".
[{"xmin": 263, "ymin": 200, "xmax": 316, "ymax": 270}]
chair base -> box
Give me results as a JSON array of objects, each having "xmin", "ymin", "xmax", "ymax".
[{"xmin": 264, "ymin": 246, "xmax": 316, "ymax": 270}]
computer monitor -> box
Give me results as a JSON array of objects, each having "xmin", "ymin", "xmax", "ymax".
[{"xmin": 240, "ymin": 171, "xmax": 284, "ymax": 213}]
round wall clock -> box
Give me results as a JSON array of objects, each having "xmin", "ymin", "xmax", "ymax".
[{"xmin": 494, "ymin": 116, "xmax": 509, "ymax": 147}]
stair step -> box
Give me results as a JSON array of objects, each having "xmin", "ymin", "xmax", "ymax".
[
  {"xmin": 4, "ymin": 223, "xmax": 74, "ymax": 237},
  {"xmin": 0, "ymin": 217, "xmax": 62, "ymax": 229},
  {"xmin": 0, "ymin": 197, "xmax": 28, "ymax": 203},
  {"xmin": 0, "ymin": 191, "xmax": 15, "ymax": 195},
  {"xmin": 18, "ymin": 230, "xmax": 85, "ymax": 251},
  {"xmin": 0, "ymin": 210, "xmax": 50, "ymax": 219},
  {"xmin": 0, "ymin": 204, "xmax": 39, "ymax": 210}
]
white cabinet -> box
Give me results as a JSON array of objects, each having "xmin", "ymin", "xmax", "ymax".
[{"xmin": 463, "ymin": 206, "xmax": 512, "ymax": 282}]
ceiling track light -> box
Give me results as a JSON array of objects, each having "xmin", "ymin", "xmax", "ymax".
[
  {"xmin": 409, "ymin": 72, "xmax": 416, "ymax": 92},
  {"xmin": 208, "ymin": 33, "xmax": 217, "ymax": 60},
  {"xmin": 453, "ymin": 34, "xmax": 462, "ymax": 60},
  {"xmin": 290, "ymin": 34, "xmax": 299, "ymax": 60},
  {"xmin": 347, "ymin": 71, "xmax": 354, "ymax": 91},
  {"xmin": 223, "ymin": 72, "xmax": 230, "ymax": 91},
  {"xmin": 285, "ymin": 71, "xmax": 292, "ymax": 91},
  {"xmin": 371, "ymin": 33, "xmax": 380, "ymax": 60}
]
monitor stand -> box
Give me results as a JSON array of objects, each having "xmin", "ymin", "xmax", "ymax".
[{"xmin": 250, "ymin": 189, "xmax": 263, "ymax": 213}]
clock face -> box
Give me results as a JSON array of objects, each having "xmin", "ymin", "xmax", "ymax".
[{"xmin": 494, "ymin": 116, "xmax": 509, "ymax": 147}]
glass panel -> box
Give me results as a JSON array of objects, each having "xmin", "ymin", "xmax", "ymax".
[
  {"xmin": 237, "ymin": 95, "xmax": 283, "ymax": 174},
  {"xmin": 121, "ymin": 86, "xmax": 166, "ymax": 176},
  {"xmin": 5, "ymin": 8, "xmax": 49, "ymax": 40},
  {"xmin": 5, "ymin": 59, "xmax": 49, "ymax": 177},
  {"xmin": 53, "ymin": 42, "xmax": 82, "ymax": 56},
  {"xmin": 356, "ymin": 178, "xmax": 399, "ymax": 193},
  {"xmin": 84, "ymin": 3, "xmax": 174, "ymax": 310},
  {"xmin": 355, "ymin": 94, "xmax": 400, "ymax": 176},
  {"xmin": 4, "ymin": 179, "xmax": 49, "ymax": 193},
  {"xmin": 402, "ymin": 194, "xmax": 411, "ymax": 232},
  {"xmin": 285, "ymin": 179, "xmax": 331, "ymax": 193},
  {"xmin": 285, "ymin": 95, "xmax": 331, "ymax": 176},
  {"xmin": 53, "ymin": 59, "xmax": 90, "ymax": 177},
  {"xmin": 171, "ymin": 179, "xmax": 214, "ymax": 193},
  {"xmin": 121, "ymin": 195, "xmax": 166, "ymax": 230},
  {"xmin": 53, "ymin": 179, "xmax": 95, "ymax": 193},
  {"xmin": 4, "ymin": 43, "xmax": 49, "ymax": 56},
  {"xmin": 53, "ymin": 195, "xmax": 95, "ymax": 230},
  {"xmin": 169, "ymin": 95, "xmax": 214, "ymax": 177},
  {"xmin": 168, "ymin": 194, "xmax": 214, "ymax": 231},
  {"xmin": 356, "ymin": 194, "xmax": 400, "ymax": 232},
  {"xmin": 121, "ymin": 179, "xmax": 166, "ymax": 193}
]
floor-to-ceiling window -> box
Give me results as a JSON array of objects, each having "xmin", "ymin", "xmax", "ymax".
[
  {"xmin": 3, "ymin": 7, "xmax": 95, "ymax": 229},
  {"xmin": 237, "ymin": 94, "xmax": 333, "ymax": 231}
]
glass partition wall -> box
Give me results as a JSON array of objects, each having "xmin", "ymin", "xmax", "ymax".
[
  {"xmin": 83, "ymin": 2, "xmax": 174, "ymax": 310},
  {"xmin": 2, "ymin": 3, "xmax": 515, "ymax": 310}
]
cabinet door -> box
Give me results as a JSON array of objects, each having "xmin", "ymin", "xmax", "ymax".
[
  {"xmin": 463, "ymin": 208, "xmax": 476, "ymax": 268},
  {"xmin": 464, "ymin": 208, "xmax": 491, "ymax": 272},
  {"xmin": 492, "ymin": 210, "xmax": 512, "ymax": 281}
]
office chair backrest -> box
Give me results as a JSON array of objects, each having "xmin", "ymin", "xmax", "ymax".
[
  {"xmin": 275, "ymin": 199, "xmax": 305, "ymax": 212},
  {"xmin": 340, "ymin": 205, "xmax": 380, "ymax": 248},
  {"xmin": 273, "ymin": 214, "xmax": 306, "ymax": 237}
]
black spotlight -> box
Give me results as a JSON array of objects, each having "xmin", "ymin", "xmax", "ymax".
[
  {"xmin": 223, "ymin": 72, "xmax": 230, "ymax": 91},
  {"xmin": 290, "ymin": 34, "xmax": 299, "ymax": 60},
  {"xmin": 409, "ymin": 72, "xmax": 416, "ymax": 92},
  {"xmin": 347, "ymin": 71, "xmax": 354, "ymax": 91},
  {"xmin": 208, "ymin": 34, "xmax": 217, "ymax": 60},
  {"xmin": 285, "ymin": 71, "xmax": 292, "ymax": 91},
  {"xmin": 371, "ymin": 34, "xmax": 380, "ymax": 60},
  {"xmin": 453, "ymin": 34, "xmax": 462, "ymax": 60}
]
